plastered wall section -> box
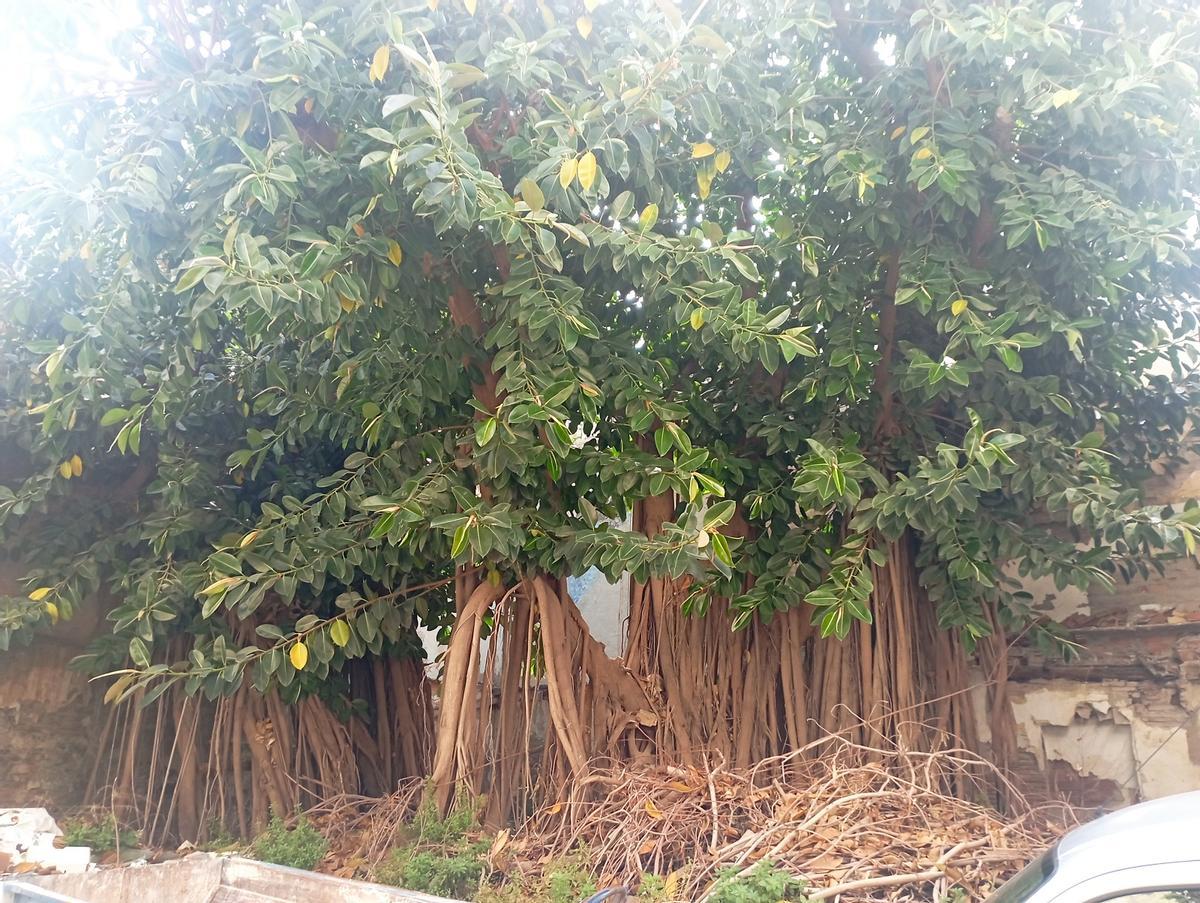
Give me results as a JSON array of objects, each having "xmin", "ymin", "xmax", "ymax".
[{"xmin": 985, "ymin": 459, "xmax": 1200, "ymax": 808}]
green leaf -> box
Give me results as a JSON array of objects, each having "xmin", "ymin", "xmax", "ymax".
[
  {"xmin": 710, "ymin": 530, "xmax": 733, "ymax": 567},
  {"xmin": 704, "ymin": 499, "xmax": 736, "ymax": 529},
  {"xmin": 518, "ymin": 177, "xmax": 545, "ymax": 211},
  {"xmin": 778, "ymin": 331, "xmax": 816, "ymax": 361},
  {"xmin": 727, "ymin": 252, "xmax": 759, "ymax": 282},
  {"xmin": 175, "ymin": 265, "xmax": 212, "ymax": 293},
  {"xmin": 100, "ymin": 408, "xmax": 129, "ymax": 426},
  {"xmin": 476, "ymin": 417, "xmax": 497, "ymax": 446},
  {"xmin": 330, "ymin": 620, "xmax": 351, "ymax": 647},
  {"xmin": 611, "ymin": 190, "xmax": 634, "ymax": 221},
  {"xmin": 382, "ymin": 93, "xmax": 420, "ymax": 116},
  {"xmin": 451, "ymin": 524, "xmax": 470, "ymax": 558},
  {"xmin": 371, "ymin": 511, "xmax": 396, "ymax": 539},
  {"xmin": 129, "ymin": 637, "xmax": 151, "ymax": 668}
]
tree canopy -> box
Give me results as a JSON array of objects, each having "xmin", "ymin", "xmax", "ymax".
[{"xmin": 2, "ymin": 0, "xmax": 1200, "ymax": 714}]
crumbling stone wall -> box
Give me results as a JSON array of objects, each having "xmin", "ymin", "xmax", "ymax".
[{"xmin": 0, "ymin": 561, "xmax": 104, "ymax": 810}]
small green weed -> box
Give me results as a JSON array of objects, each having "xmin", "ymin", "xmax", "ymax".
[
  {"xmin": 707, "ymin": 862, "xmax": 808, "ymax": 903},
  {"xmin": 61, "ymin": 815, "xmax": 139, "ymax": 853},
  {"xmin": 637, "ymin": 872, "xmax": 669, "ymax": 902},
  {"xmin": 473, "ymin": 851, "xmax": 597, "ymax": 903},
  {"xmin": 375, "ymin": 794, "xmax": 489, "ymax": 899},
  {"xmin": 543, "ymin": 852, "xmax": 597, "ymax": 903},
  {"xmin": 378, "ymin": 845, "xmax": 488, "ymax": 898},
  {"xmin": 249, "ymin": 813, "xmax": 328, "ymax": 871},
  {"xmin": 198, "ymin": 817, "xmax": 240, "ymax": 852}
]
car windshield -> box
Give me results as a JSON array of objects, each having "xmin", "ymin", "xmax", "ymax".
[{"xmin": 987, "ymin": 847, "xmax": 1058, "ymax": 903}]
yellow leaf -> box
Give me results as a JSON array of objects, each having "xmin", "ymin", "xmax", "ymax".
[
  {"xmin": 664, "ymin": 871, "xmax": 681, "ymax": 897},
  {"xmin": 668, "ymin": 781, "xmax": 695, "ymax": 792},
  {"xmin": 290, "ymin": 641, "xmax": 309, "ymax": 670},
  {"xmin": 369, "ymin": 45, "xmax": 390, "ymax": 83},
  {"xmin": 690, "ymin": 308, "xmax": 705, "ymax": 330},
  {"xmin": 644, "ymin": 800, "xmax": 664, "ymax": 819},
  {"xmin": 239, "ymin": 530, "xmax": 261, "ymax": 549},
  {"xmin": 890, "ymin": 125, "xmax": 906, "ymax": 139},
  {"xmin": 914, "ymin": 146, "xmax": 934, "ymax": 160},
  {"xmin": 546, "ymin": 802, "xmax": 563, "ymax": 815},
  {"xmin": 201, "ymin": 576, "xmax": 242, "ymax": 596},
  {"xmin": 558, "ymin": 156, "xmax": 578, "ymax": 189},
  {"xmin": 330, "ymin": 620, "xmax": 351, "ymax": 647},
  {"xmin": 70, "ymin": 454, "xmax": 83, "ymax": 477},
  {"xmin": 696, "ymin": 168, "xmax": 712, "ymax": 200},
  {"xmin": 654, "ymin": 0, "xmax": 682, "ymax": 27},
  {"xmin": 45, "ymin": 602, "xmax": 59, "ymax": 624},
  {"xmin": 691, "ymin": 141, "xmax": 716, "ymax": 159},
  {"xmin": 951, "ymin": 298, "xmax": 969, "ymax": 316},
  {"xmin": 1051, "ymin": 87, "xmax": 1080, "ymax": 108},
  {"xmin": 387, "ymin": 240, "xmax": 404, "ymax": 267},
  {"xmin": 576, "ymin": 15, "xmax": 592, "ymax": 38},
  {"xmin": 58, "ymin": 461, "xmax": 73, "ymax": 479},
  {"xmin": 28, "ymin": 587, "xmax": 53, "ymax": 601},
  {"xmin": 637, "ymin": 839, "xmax": 655, "ymax": 855},
  {"xmin": 463, "ymin": 0, "xmax": 477, "ymax": 14},
  {"xmin": 577, "ymin": 151, "xmax": 598, "ymax": 191},
  {"xmin": 339, "ymin": 295, "xmax": 358, "ymax": 313},
  {"xmin": 714, "ymin": 149, "xmax": 731, "ymax": 173},
  {"xmin": 104, "ymin": 673, "xmax": 135, "ymax": 705}
]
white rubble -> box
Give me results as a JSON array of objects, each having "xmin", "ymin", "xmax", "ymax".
[{"xmin": 0, "ymin": 808, "xmax": 91, "ymax": 874}]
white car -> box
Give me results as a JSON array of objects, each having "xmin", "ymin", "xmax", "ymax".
[{"xmin": 988, "ymin": 791, "xmax": 1200, "ymax": 902}]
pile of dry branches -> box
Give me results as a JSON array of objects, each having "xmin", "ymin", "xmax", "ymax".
[
  {"xmin": 313, "ymin": 727, "xmax": 1074, "ymax": 901},
  {"xmin": 512, "ymin": 731, "xmax": 1072, "ymax": 901}
]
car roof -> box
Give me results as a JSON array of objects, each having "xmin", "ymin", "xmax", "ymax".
[{"xmin": 1037, "ymin": 791, "xmax": 1200, "ymax": 898}]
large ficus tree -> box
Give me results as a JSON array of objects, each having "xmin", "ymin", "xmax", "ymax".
[{"xmin": 2, "ymin": 0, "xmax": 1200, "ymax": 818}]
